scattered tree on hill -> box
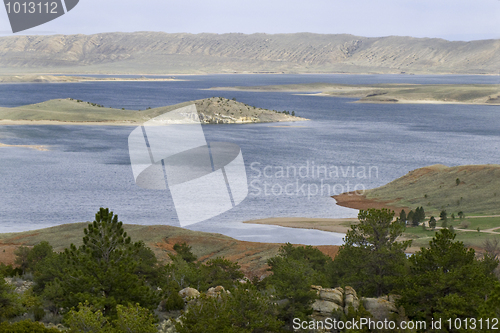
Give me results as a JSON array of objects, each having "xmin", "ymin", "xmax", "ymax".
[
  {"xmin": 169, "ymin": 242, "xmax": 197, "ymax": 263},
  {"xmin": 440, "ymin": 210, "xmax": 448, "ymax": 221},
  {"xmin": 415, "ymin": 206, "xmax": 425, "ymax": 223},
  {"xmin": 399, "ymin": 209, "xmax": 407, "ymax": 224},
  {"xmin": 407, "ymin": 210, "xmax": 414, "ymax": 225},
  {"xmin": 428, "ymin": 216, "xmax": 437, "ymax": 230},
  {"xmin": 458, "ymin": 211, "xmax": 465, "ymax": 219}
]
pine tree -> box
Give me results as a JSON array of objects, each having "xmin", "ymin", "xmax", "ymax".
[
  {"xmin": 429, "ymin": 216, "xmax": 437, "ymax": 230},
  {"xmin": 399, "ymin": 209, "xmax": 407, "ymax": 224},
  {"xmin": 51, "ymin": 208, "xmax": 159, "ymax": 316},
  {"xmin": 331, "ymin": 209, "xmax": 411, "ymax": 297}
]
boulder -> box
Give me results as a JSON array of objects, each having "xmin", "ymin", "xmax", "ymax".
[
  {"xmin": 207, "ymin": 286, "xmax": 226, "ymax": 297},
  {"xmin": 178, "ymin": 287, "xmax": 200, "ymax": 299},
  {"xmin": 312, "ymin": 300, "xmax": 342, "ymax": 314},
  {"xmin": 344, "ymin": 286, "xmax": 359, "ymax": 314},
  {"xmin": 362, "ymin": 297, "xmax": 398, "ymax": 321},
  {"xmin": 320, "ymin": 288, "xmax": 344, "ymax": 306}
]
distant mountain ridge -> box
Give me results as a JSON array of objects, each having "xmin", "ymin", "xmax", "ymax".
[{"xmin": 0, "ymin": 32, "xmax": 498, "ymax": 74}]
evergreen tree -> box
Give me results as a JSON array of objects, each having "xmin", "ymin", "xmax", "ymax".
[
  {"xmin": 407, "ymin": 210, "xmax": 414, "ymax": 225},
  {"xmin": 46, "ymin": 208, "xmax": 159, "ymax": 316},
  {"xmin": 398, "ymin": 229, "xmax": 498, "ymax": 322},
  {"xmin": 399, "ymin": 209, "xmax": 407, "ymax": 224},
  {"xmin": 169, "ymin": 242, "xmax": 197, "ymax": 263},
  {"xmin": 331, "ymin": 209, "xmax": 410, "ymax": 297},
  {"xmin": 266, "ymin": 244, "xmax": 331, "ymax": 326},
  {"xmin": 428, "ymin": 216, "xmax": 437, "ymax": 230}
]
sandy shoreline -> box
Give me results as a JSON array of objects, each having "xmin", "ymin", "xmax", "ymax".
[
  {"xmin": 244, "ymin": 217, "xmax": 358, "ymax": 234},
  {"xmin": 0, "ymin": 142, "xmax": 49, "ymax": 151}
]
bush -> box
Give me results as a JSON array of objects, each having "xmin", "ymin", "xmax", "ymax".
[
  {"xmin": 0, "ymin": 263, "xmax": 22, "ymax": 277},
  {"xmin": 113, "ymin": 303, "xmax": 157, "ymax": 333},
  {"xmin": 0, "ymin": 320, "xmax": 60, "ymax": 333},
  {"xmin": 161, "ymin": 289, "xmax": 184, "ymax": 311}
]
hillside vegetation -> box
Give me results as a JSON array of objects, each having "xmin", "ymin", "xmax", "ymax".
[
  {"xmin": 365, "ymin": 164, "xmax": 500, "ymax": 215},
  {"xmin": 0, "ymin": 222, "xmax": 330, "ymax": 276},
  {"xmin": 0, "ymin": 97, "xmax": 306, "ymax": 124},
  {"xmin": 212, "ymin": 83, "xmax": 500, "ymax": 105},
  {"xmin": 0, "ymin": 32, "xmax": 498, "ymax": 74}
]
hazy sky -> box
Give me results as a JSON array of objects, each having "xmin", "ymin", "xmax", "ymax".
[{"xmin": 0, "ymin": 0, "xmax": 499, "ymax": 40}]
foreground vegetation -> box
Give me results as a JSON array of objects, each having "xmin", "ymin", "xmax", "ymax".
[{"xmin": 1, "ymin": 207, "xmax": 500, "ymax": 332}]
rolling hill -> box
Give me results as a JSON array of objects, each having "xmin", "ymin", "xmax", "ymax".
[{"xmin": 0, "ymin": 222, "xmax": 339, "ymax": 277}]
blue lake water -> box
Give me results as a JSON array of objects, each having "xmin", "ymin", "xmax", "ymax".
[{"xmin": 0, "ymin": 74, "xmax": 499, "ymax": 244}]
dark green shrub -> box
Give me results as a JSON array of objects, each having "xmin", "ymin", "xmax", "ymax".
[{"xmin": 0, "ymin": 320, "xmax": 60, "ymax": 333}]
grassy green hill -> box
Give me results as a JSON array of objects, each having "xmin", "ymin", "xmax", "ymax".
[{"xmin": 365, "ymin": 164, "xmax": 500, "ymax": 215}]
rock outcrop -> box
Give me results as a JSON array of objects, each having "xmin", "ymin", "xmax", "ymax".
[
  {"xmin": 311, "ymin": 285, "xmax": 399, "ymax": 321},
  {"xmin": 178, "ymin": 287, "xmax": 200, "ymax": 300},
  {"xmin": 362, "ymin": 295, "xmax": 400, "ymax": 321}
]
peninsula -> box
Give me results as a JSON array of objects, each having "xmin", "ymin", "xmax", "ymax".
[
  {"xmin": 246, "ymin": 164, "xmax": 500, "ymax": 252},
  {"xmin": 210, "ymin": 83, "xmax": 500, "ymax": 105}
]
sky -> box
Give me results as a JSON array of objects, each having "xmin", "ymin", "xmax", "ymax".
[{"xmin": 0, "ymin": 0, "xmax": 499, "ymax": 41}]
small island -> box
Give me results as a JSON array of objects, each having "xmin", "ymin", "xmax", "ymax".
[
  {"xmin": 211, "ymin": 83, "xmax": 500, "ymax": 105},
  {"xmin": 0, "ymin": 97, "xmax": 307, "ymax": 125}
]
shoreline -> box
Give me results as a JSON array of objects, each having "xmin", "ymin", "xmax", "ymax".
[
  {"xmin": 4, "ymin": 72, "xmax": 499, "ymax": 76},
  {"xmin": 0, "ymin": 119, "xmax": 140, "ymax": 126},
  {"xmin": 209, "ymin": 83, "xmax": 500, "ymax": 106},
  {"xmin": 333, "ymin": 192, "xmax": 409, "ymax": 213},
  {"xmin": 243, "ymin": 217, "xmax": 358, "ymax": 234},
  {"xmin": 0, "ymin": 142, "xmax": 49, "ymax": 151}
]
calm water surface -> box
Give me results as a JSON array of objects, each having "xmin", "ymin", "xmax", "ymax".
[{"xmin": 0, "ymin": 74, "xmax": 499, "ymax": 244}]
